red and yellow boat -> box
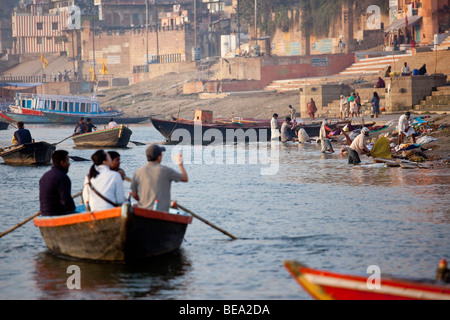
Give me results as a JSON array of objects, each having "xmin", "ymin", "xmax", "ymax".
[{"xmin": 284, "ymin": 260, "xmax": 450, "ymax": 300}]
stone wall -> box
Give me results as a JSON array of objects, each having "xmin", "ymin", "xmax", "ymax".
[
  {"xmin": 385, "ymin": 74, "xmax": 447, "ymax": 112},
  {"xmin": 299, "ymin": 84, "xmax": 352, "ymax": 118},
  {"xmin": 132, "ymin": 61, "xmax": 196, "ymax": 84},
  {"xmin": 218, "ymin": 54, "xmax": 355, "ymax": 88},
  {"xmin": 39, "ymin": 81, "xmax": 93, "ymax": 95},
  {"xmin": 76, "ymin": 25, "xmax": 193, "ymax": 78}
]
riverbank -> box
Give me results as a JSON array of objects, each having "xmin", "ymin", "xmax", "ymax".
[{"xmin": 96, "ymin": 71, "xmax": 449, "ymax": 165}]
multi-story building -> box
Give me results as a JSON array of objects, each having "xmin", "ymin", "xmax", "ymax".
[
  {"xmin": 10, "ymin": 0, "xmax": 71, "ymax": 54},
  {"xmin": 387, "ymin": 0, "xmax": 449, "ymax": 45},
  {"xmin": 11, "ymin": 10, "xmax": 70, "ymax": 54}
]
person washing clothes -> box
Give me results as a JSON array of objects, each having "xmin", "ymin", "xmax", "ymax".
[
  {"xmin": 348, "ymin": 127, "xmax": 371, "ymax": 164},
  {"xmin": 319, "ymin": 120, "xmax": 334, "ymax": 153}
]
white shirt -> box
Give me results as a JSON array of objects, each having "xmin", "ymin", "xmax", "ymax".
[
  {"xmin": 349, "ymin": 133, "xmax": 367, "ymax": 155},
  {"xmin": 398, "ymin": 114, "xmax": 414, "ymax": 134},
  {"xmin": 108, "ymin": 121, "xmax": 119, "ymax": 129},
  {"xmin": 401, "ymin": 65, "xmax": 411, "ymax": 74},
  {"xmin": 83, "ymin": 165, "xmax": 125, "ymax": 211},
  {"xmin": 319, "ymin": 123, "xmax": 328, "ymax": 140},
  {"xmin": 270, "ymin": 117, "xmax": 278, "ymax": 130}
]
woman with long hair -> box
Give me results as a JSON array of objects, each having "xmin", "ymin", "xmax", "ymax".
[
  {"xmin": 371, "ymin": 92, "xmax": 380, "ymax": 118},
  {"xmin": 82, "ymin": 149, "xmax": 125, "ymax": 212}
]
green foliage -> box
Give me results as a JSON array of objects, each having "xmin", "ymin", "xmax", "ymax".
[
  {"xmin": 300, "ymin": 0, "xmax": 389, "ymax": 36},
  {"xmin": 237, "ymin": 0, "xmax": 298, "ymax": 34},
  {"xmin": 237, "ymin": 0, "xmax": 389, "ymax": 37}
]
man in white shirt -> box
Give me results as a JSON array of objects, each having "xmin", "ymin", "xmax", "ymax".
[
  {"xmin": 401, "ymin": 62, "xmax": 411, "ymax": 76},
  {"xmin": 108, "ymin": 118, "xmax": 119, "ymax": 129},
  {"xmin": 348, "ymin": 127, "xmax": 371, "ymax": 164},
  {"xmin": 398, "ymin": 112, "xmax": 417, "ymax": 144},
  {"xmin": 270, "ymin": 113, "xmax": 280, "ymax": 140}
]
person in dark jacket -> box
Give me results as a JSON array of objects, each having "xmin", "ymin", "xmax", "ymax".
[
  {"xmin": 39, "ymin": 150, "xmax": 76, "ymax": 216},
  {"xmin": 74, "ymin": 117, "xmax": 87, "ymax": 135},
  {"xmin": 418, "ymin": 64, "xmax": 427, "ymax": 75},
  {"xmin": 86, "ymin": 118, "xmax": 97, "ymax": 132},
  {"xmin": 13, "ymin": 122, "xmax": 32, "ymax": 145}
]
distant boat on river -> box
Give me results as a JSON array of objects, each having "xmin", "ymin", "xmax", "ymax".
[
  {"xmin": 1, "ymin": 93, "xmax": 147, "ymax": 124},
  {"xmin": 72, "ymin": 125, "xmax": 132, "ymax": 148}
]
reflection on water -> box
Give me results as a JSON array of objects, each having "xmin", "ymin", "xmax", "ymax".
[
  {"xmin": 0, "ymin": 125, "xmax": 449, "ymax": 300},
  {"xmin": 33, "ymin": 250, "xmax": 192, "ymax": 300}
]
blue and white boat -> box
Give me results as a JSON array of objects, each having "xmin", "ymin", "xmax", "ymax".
[{"xmin": 3, "ymin": 93, "xmax": 127, "ymax": 124}]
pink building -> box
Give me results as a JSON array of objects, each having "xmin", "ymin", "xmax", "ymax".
[{"xmin": 11, "ymin": 10, "xmax": 70, "ymax": 54}]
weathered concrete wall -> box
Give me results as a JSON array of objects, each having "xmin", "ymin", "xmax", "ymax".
[
  {"xmin": 77, "ymin": 25, "xmax": 193, "ymax": 78},
  {"xmin": 39, "ymin": 81, "xmax": 93, "ymax": 95},
  {"xmin": 133, "ymin": 61, "xmax": 196, "ymax": 84},
  {"xmin": 217, "ymin": 57, "xmax": 262, "ymax": 81},
  {"xmin": 299, "ymin": 84, "xmax": 353, "ymax": 118},
  {"xmin": 385, "ymin": 74, "xmax": 447, "ymax": 112},
  {"xmin": 218, "ymin": 54, "xmax": 355, "ymax": 90}
]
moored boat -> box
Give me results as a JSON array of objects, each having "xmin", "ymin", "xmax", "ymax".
[
  {"xmin": 152, "ymin": 110, "xmax": 349, "ymax": 144},
  {"xmin": 3, "ymin": 93, "xmax": 124, "ymax": 124},
  {"xmin": 72, "ymin": 125, "xmax": 132, "ymax": 148},
  {"xmin": 151, "ymin": 117, "xmax": 272, "ymax": 144},
  {"xmin": 33, "ymin": 204, "xmax": 193, "ymax": 262},
  {"xmin": 0, "ymin": 122, "xmax": 8, "ymax": 130},
  {"xmin": 284, "ymin": 260, "xmax": 450, "ymax": 300},
  {"xmin": 0, "ymin": 141, "xmax": 55, "ymax": 165}
]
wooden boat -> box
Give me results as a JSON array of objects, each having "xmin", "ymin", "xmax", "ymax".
[
  {"xmin": 0, "ymin": 142, "xmax": 55, "ymax": 165},
  {"xmin": 72, "ymin": 125, "xmax": 132, "ymax": 148},
  {"xmin": 0, "ymin": 122, "xmax": 8, "ymax": 130},
  {"xmin": 151, "ymin": 117, "xmax": 273, "ymax": 144},
  {"xmin": 284, "ymin": 260, "xmax": 450, "ymax": 300},
  {"xmin": 33, "ymin": 204, "xmax": 193, "ymax": 262},
  {"xmin": 151, "ymin": 117, "xmax": 343, "ymax": 144}
]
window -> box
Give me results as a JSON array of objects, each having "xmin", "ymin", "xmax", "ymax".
[
  {"xmin": 37, "ymin": 22, "xmax": 43, "ymax": 30},
  {"xmin": 51, "ymin": 101, "xmax": 56, "ymax": 110},
  {"xmin": 52, "ymin": 22, "xmax": 58, "ymax": 30},
  {"xmin": 37, "ymin": 37, "xmax": 42, "ymax": 45},
  {"xmin": 63, "ymin": 102, "xmax": 68, "ymax": 112},
  {"xmin": 69, "ymin": 102, "xmax": 74, "ymax": 112},
  {"xmin": 80, "ymin": 103, "xmax": 86, "ymax": 113}
]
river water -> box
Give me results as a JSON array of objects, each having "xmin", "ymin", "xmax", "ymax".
[{"xmin": 0, "ymin": 123, "xmax": 449, "ymax": 300}]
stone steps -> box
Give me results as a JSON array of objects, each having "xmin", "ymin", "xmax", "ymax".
[
  {"xmin": 339, "ymin": 53, "xmax": 412, "ymax": 76},
  {"xmin": 413, "ymin": 86, "xmax": 450, "ymax": 112}
]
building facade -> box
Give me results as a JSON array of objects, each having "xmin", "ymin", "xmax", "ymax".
[
  {"xmin": 387, "ymin": 0, "xmax": 449, "ymax": 45},
  {"xmin": 11, "ymin": 10, "xmax": 70, "ymax": 54}
]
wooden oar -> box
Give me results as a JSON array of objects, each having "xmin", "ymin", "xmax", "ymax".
[
  {"xmin": 69, "ymin": 156, "xmax": 90, "ymax": 161},
  {"xmin": 0, "ymin": 191, "xmax": 82, "ymax": 239},
  {"xmin": 130, "ymin": 141, "xmax": 147, "ymax": 146},
  {"xmin": 177, "ymin": 203, "xmax": 238, "ymax": 240},
  {"xmin": 52, "ymin": 134, "xmax": 74, "ymax": 146}
]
